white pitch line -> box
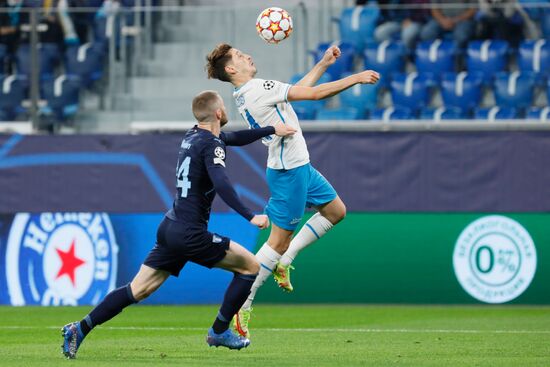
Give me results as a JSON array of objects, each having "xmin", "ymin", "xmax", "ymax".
[{"xmin": 1, "ymin": 326, "xmax": 550, "ymax": 335}]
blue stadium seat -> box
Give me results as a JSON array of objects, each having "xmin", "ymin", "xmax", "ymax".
[
  {"xmin": 543, "ymin": 9, "xmax": 550, "ymax": 39},
  {"xmin": 420, "ymin": 107, "xmax": 466, "ymax": 120},
  {"xmin": 466, "ymin": 40, "xmax": 509, "ymax": 83},
  {"xmin": 339, "ymin": 76, "xmax": 379, "ymax": 113},
  {"xmin": 316, "ymin": 107, "xmax": 364, "ymax": 120},
  {"xmin": 336, "ymin": 5, "xmax": 380, "ymax": 51},
  {"xmin": 363, "ymin": 41, "xmax": 406, "ymax": 86},
  {"xmin": 518, "ymin": 40, "xmax": 550, "ymax": 77},
  {"xmin": 370, "ymin": 107, "xmax": 414, "ymax": 121},
  {"xmin": 312, "ymin": 42, "xmax": 355, "ymax": 81},
  {"xmin": 474, "ymin": 107, "xmax": 518, "ymax": 120},
  {"xmin": 65, "ymin": 43, "xmax": 105, "ymax": 87},
  {"xmin": 0, "ymin": 75, "xmax": 27, "ymax": 120},
  {"xmin": 527, "ymin": 107, "xmax": 550, "ymax": 121},
  {"xmin": 16, "ymin": 43, "xmax": 61, "ymax": 78},
  {"xmin": 390, "ymin": 72, "xmax": 432, "ymax": 112},
  {"xmin": 415, "ymin": 39, "xmax": 457, "ymax": 76},
  {"xmin": 40, "ymin": 75, "xmax": 82, "ymax": 120},
  {"xmin": 0, "ymin": 45, "xmax": 7, "ymax": 73},
  {"xmin": 288, "ymin": 73, "xmax": 331, "ymax": 120},
  {"xmin": 493, "ymin": 72, "xmax": 536, "ymax": 109},
  {"xmin": 440, "ymin": 72, "xmax": 484, "ymax": 113}
]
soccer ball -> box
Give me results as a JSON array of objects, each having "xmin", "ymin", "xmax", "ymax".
[{"xmin": 256, "ymin": 7, "xmax": 293, "ymax": 44}]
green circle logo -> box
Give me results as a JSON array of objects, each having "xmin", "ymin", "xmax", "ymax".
[{"xmin": 453, "ymin": 215, "xmax": 537, "ymax": 303}]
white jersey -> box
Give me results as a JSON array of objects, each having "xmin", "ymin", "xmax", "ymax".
[{"xmin": 233, "ymin": 78, "xmax": 310, "ymax": 170}]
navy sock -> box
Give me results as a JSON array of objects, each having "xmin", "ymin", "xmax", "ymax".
[
  {"xmin": 80, "ymin": 283, "xmax": 137, "ymax": 336},
  {"xmin": 212, "ymin": 273, "xmax": 257, "ymax": 334}
]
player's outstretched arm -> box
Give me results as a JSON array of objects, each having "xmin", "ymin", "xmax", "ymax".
[
  {"xmin": 295, "ymin": 45, "xmax": 341, "ymax": 87},
  {"xmin": 221, "ymin": 123, "xmax": 296, "ymax": 146},
  {"xmin": 287, "ymin": 70, "xmax": 380, "ymax": 102},
  {"xmin": 206, "ymin": 161, "xmax": 268, "ymax": 229}
]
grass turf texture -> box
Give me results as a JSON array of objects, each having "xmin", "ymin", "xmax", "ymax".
[{"xmin": 0, "ymin": 305, "xmax": 548, "ymax": 366}]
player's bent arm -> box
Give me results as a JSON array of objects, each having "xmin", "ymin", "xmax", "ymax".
[
  {"xmin": 295, "ymin": 61, "xmax": 329, "ymax": 87},
  {"xmin": 206, "ymin": 165, "xmax": 255, "ymax": 222},
  {"xmin": 221, "ymin": 126, "xmax": 275, "ymax": 146},
  {"xmin": 287, "ymin": 70, "xmax": 380, "ymax": 102}
]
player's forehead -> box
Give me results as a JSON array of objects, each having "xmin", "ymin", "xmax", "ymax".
[{"xmin": 231, "ymin": 48, "xmax": 245, "ymax": 58}]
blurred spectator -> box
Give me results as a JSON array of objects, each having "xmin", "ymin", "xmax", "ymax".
[
  {"xmin": 0, "ymin": 0, "xmax": 19, "ymax": 54},
  {"xmin": 374, "ymin": 0, "xmax": 430, "ymax": 50},
  {"xmin": 420, "ymin": 0, "xmax": 476, "ymax": 47},
  {"xmin": 477, "ymin": 0, "xmax": 534, "ymax": 47}
]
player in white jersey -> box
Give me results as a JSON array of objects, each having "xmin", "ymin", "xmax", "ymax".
[{"xmin": 206, "ymin": 43, "xmax": 380, "ymax": 337}]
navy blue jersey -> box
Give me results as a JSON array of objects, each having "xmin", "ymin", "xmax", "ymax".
[{"xmin": 165, "ymin": 126, "xmax": 256, "ymax": 230}]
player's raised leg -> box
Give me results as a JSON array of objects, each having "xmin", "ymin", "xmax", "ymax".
[
  {"xmin": 61, "ymin": 265, "xmax": 169, "ymax": 359},
  {"xmin": 206, "ymin": 241, "xmax": 259, "ymax": 349},
  {"xmin": 278, "ymin": 195, "xmax": 346, "ymax": 270}
]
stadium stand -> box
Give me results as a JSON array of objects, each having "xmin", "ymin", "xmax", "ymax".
[
  {"xmin": 493, "ymin": 71, "xmax": 536, "ymax": 111},
  {"xmin": 475, "ymin": 106, "xmax": 518, "ymax": 120},
  {"xmin": 64, "ymin": 42, "xmax": 105, "ymax": 88},
  {"xmin": 316, "ymin": 107, "xmax": 364, "ymax": 120},
  {"xmin": 415, "ymin": 39, "xmax": 457, "ymax": 75},
  {"xmin": 440, "ymin": 72, "xmax": 484, "ymax": 114},
  {"xmin": 518, "ymin": 39, "xmax": 550, "ymax": 76},
  {"xmin": 15, "ymin": 43, "xmax": 61, "ymax": 79},
  {"xmin": 339, "ymin": 79, "xmax": 379, "ymax": 114},
  {"xmin": 420, "ymin": 106, "xmax": 466, "ymax": 120},
  {"xmin": 390, "ymin": 72, "xmax": 432, "ymax": 114},
  {"xmin": 312, "ymin": 41, "xmax": 355, "ymax": 80},
  {"xmin": 363, "ymin": 40, "xmax": 406, "ymax": 86},
  {"xmin": 370, "ymin": 106, "xmax": 414, "ymax": 121},
  {"xmin": 466, "ymin": 40, "xmax": 509, "ymax": 83},
  {"xmin": 335, "ymin": 5, "xmax": 380, "ymax": 52},
  {"xmin": 288, "ymin": 73, "xmax": 331, "ymax": 120},
  {"xmin": 0, "ymin": 74, "xmax": 26, "ymax": 120},
  {"xmin": 527, "ymin": 106, "xmax": 550, "ymax": 121},
  {"xmin": 40, "ymin": 74, "xmax": 82, "ymax": 121}
]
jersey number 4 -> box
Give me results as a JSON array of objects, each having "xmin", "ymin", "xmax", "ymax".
[{"xmin": 177, "ymin": 156, "xmax": 191, "ymax": 198}]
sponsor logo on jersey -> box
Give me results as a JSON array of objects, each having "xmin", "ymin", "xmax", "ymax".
[
  {"xmin": 263, "ymin": 80, "xmax": 275, "ymax": 90},
  {"xmin": 453, "ymin": 215, "xmax": 537, "ymax": 304},
  {"xmin": 290, "ymin": 217, "xmax": 302, "ymax": 225},
  {"xmin": 5, "ymin": 213, "xmax": 118, "ymax": 306}
]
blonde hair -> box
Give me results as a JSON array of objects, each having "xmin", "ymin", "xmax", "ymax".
[{"xmin": 192, "ymin": 90, "xmax": 222, "ymax": 122}]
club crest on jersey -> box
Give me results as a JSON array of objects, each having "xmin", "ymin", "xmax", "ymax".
[
  {"xmin": 235, "ymin": 95, "xmax": 245, "ymax": 107},
  {"xmin": 5, "ymin": 213, "xmax": 118, "ymax": 306},
  {"xmin": 263, "ymin": 80, "xmax": 275, "ymax": 90}
]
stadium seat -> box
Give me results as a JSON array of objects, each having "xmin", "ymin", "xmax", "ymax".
[
  {"xmin": 0, "ymin": 45, "xmax": 7, "ymax": 73},
  {"xmin": 527, "ymin": 107, "xmax": 550, "ymax": 121},
  {"xmin": 363, "ymin": 41, "xmax": 406, "ymax": 86},
  {"xmin": 390, "ymin": 72, "xmax": 432, "ymax": 112},
  {"xmin": 415, "ymin": 39, "xmax": 457, "ymax": 76},
  {"xmin": 339, "ymin": 76, "xmax": 379, "ymax": 113},
  {"xmin": 518, "ymin": 40, "xmax": 550, "ymax": 77},
  {"xmin": 312, "ymin": 42, "xmax": 355, "ymax": 81},
  {"xmin": 493, "ymin": 72, "xmax": 536, "ymax": 109},
  {"xmin": 65, "ymin": 43, "xmax": 105, "ymax": 87},
  {"xmin": 440, "ymin": 72, "xmax": 484, "ymax": 113},
  {"xmin": 466, "ymin": 40, "xmax": 509, "ymax": 83},
  {"xmin": 316, "ymin": 107, "xmax": 364, "ymax": 120},
  {"xmin": 288, "ymin": 73, "xmax": 330, "ymax": 120},
  {"xmin": 16, "ymin": 43, "xmax": 61, "ymax": 78},
  {"xmin": 420, "ymin": 107, "xmax": 466, "ymax": 121},
  {"xmin": 543, "ymin": 9, "xmax": 550, "ymax": 39},
  {"xmin": 0, "ymin": 75, "xmax": 27, "ymax": 120},
  {"xmin": 474, "ymin": 107, "xmax": 518, "ymax": 121},
  {"xmin": 370, "ymin": 107, "xmax": 414, "ymax": 121},
  {"xmin": 40, "ymin": 75, "xmax": 82, "ymax": 120},
  {"xmin": 336, "ymin": 5, "xmax": 380, "ymax": 51}
]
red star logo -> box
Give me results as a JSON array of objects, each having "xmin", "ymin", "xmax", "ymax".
[{"xmin": 55, "ymin": 239, "xmax": 86, "ymax": 287}]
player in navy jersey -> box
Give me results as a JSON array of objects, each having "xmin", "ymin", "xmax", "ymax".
[
  {"xmin": 206, "ymin": 43, "xmax": 379, "ymax": 338},
  {"xmin": 60, "ymin": 90, "xmax": 296, "ymax": 359}
]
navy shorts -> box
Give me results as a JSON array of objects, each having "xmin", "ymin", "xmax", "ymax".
[{"xmin": 143, "ymin": 217, "xmax": 230, "ymax": 277}]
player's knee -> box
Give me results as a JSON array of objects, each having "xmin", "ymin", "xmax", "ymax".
[
  {"xmin": 242, "ymin": 257, "xmax": 260, "ymax": 275},
  {"xmin": 328, "ymin": 202, "xmax": 346, "ymax": 225}
]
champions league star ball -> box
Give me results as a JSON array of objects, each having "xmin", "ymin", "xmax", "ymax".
[{"xmin": 256, "ymin": 7, "xmax": 293, "ymax": 44}]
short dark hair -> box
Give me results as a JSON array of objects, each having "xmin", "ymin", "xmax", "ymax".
[
  {"xmin": 206, "ymin": 43, "xmax": 233, "ymax": 82},
  {"xmin": 192, "ymin": 90, "xmax": 222, "ymax": 122}
]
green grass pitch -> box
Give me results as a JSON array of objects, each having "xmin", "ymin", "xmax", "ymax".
[{"xmin": 0, "ymin": 305, "xmax": 549, "ymax": 366}]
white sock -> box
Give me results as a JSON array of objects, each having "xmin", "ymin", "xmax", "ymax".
[
  {"xmin": 241, "ymin": 243, "xmax": 281, "ymax": 310},
  {"xmin": 279, "ymin": 212, "xmax": 333, "ymax": 267}
]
